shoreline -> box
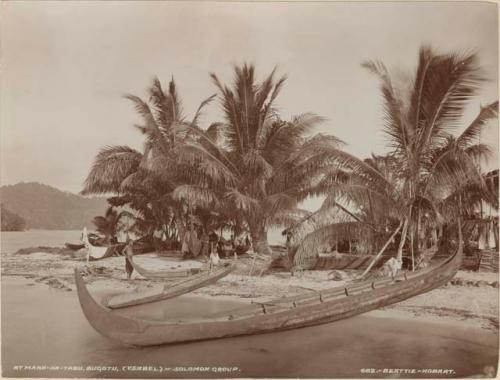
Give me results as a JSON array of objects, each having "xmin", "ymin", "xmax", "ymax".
[{"xmin": 1, "ymin": 247, "xmax": 499, "ymax": 333}]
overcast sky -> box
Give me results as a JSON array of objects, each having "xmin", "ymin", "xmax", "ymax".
[{"xmin": 1, "ymin": 1, "xmax": 498, "ymax": 197}]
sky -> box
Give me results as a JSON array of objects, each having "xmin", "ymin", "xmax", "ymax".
[{"xmin": 1, "ymin": 1, "xmax": 498, "ymax": 199}]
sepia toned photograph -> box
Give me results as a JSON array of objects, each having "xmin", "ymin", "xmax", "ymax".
[{"xmin": 1, "ymin": 1, "xmax": 498, "ymax": 378}]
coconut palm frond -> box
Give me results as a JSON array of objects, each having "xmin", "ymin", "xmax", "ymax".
[
  {"xmin": 440, "ymin": 183, "xmax": 490, "ymax": 219},
  {"xmin": 124, "ymin": 94, "xmax": 170, "ymax": 152},
  {"xmin": 261, "ymin": 115, "xmax": 333, "ymax": 164},
  {"xmin": 261, "ymin": 193, "xmax": 297, "ymax": 219},
  {"xmin": 191, "ymin": 94, "xmax": 217, "ymax": 126},
  {"xmin": 265, "ymin": 74, "xmax": 287, "ymax": 109},
  {"xmin": 255, "ymin": 76, "xmax": 287, "ymax": 147},
  {"xmin": 210, "ymin": 73, "xmax": 244, "ymax": 153},
  {"xmin": 408, "ymin": 45, "xmax": 434, "ymax": 135},
  {"xmin": 172, "ymin": 185, "xmax": 220, "ymax": 208},
  {"xmin": 173, "ymin": 142, "xmax": 240, "ymax": 186},
  {"xmin": 464, "ymin": 143, "xmax": 493, "ymax": 164},
  {"xmin": 171, "ymin": 122, "xmax": 242, "ymax": 178},
  {"xmin": 233, "ymin": 63, "xmax": 257, "ymax": 148},
  {"xmin": 270, "ymin": 208, "xmax": 312, "ymax": 229},
  {"xmin": 225, "ymin": 189, "xmax": 261, "ymax": 213},
  {"xmin": 414, "ymin": 50, "xmax": 485, "ymax": 156},
  {"xmin": 204, "ymin": 122, "xmax": 225, "ymax": 146},
  {"xmin": 290, "ymin": 113, "xmax": 329, "ymax": 137},
  {"xmin": 426, "ymin": 148, "xmax": 484, "ymax": 195},
  {"xmin": 362, "ymin": 59, "xmax": 409, "ymax": 154},
  {"xmin": 457, "ymin": 101, "xmax": 498, "ymax": 149},
  {"xmin": 243, "ymin": 150, "xmax": 273, "ymax": 180},
  {"xmin": 168, "ymin": 77, "xmax": 183, "ymax": 122},
  {"xmin": 81, "ymin": 146, "xmax": 143, "ymax": 195},
  {"xmin": 118, "ymin": 171, "xmax": 145, "ymax": 193},
  {"xmin": 149, "ymin": 77, "xmax": 175, "ymax": 129}
]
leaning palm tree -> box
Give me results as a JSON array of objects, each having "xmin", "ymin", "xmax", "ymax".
[{"xmin": 172, "ymin": 64, "xmax": 358, "ymax": 255}]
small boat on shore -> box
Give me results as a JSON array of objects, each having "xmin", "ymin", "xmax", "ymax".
[
  {"xmin": 82, "ymin": 229, "xmax": 124, "ymax": 261},
  {"xmin": 103, "ymin": 262, "xmax": 235, "ymax": 309},
  {"xmin": 74, "ymin": 223, "xmax": 463, "ymax": 347},
  {"xmin": 126, "ymin": 254, "xmax": 205, "ymax": 280},
  {"xmin": 65, "ymin": 242, "xmax": 85, "ymax": 251}
]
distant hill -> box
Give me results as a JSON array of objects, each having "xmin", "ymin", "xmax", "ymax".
[
  {"xmin": 1, "ymin": 204, "xmax": 26, "ymax": 231},
  {"xmin": 0, "ymin": 182, "xmax": 108, "ymax": 230}
]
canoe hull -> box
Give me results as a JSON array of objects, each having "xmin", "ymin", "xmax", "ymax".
[
  {"xmin": 88, "ymin": 244, "xmax": 124, "ymax": 261},
  {"xmin": 105, "ymin": 264, "xmax": 235, "ymax": 309},
  {"xmin": 75, "ymin": 235, "xmax": 461, "ymax": 346},
  {"xmin": 65, "ymin": 243, "xmax": 85, "ymax": 251},
  {"xmin": 127, "ymin": 256, "xmax": 202, "ymax": 279}
]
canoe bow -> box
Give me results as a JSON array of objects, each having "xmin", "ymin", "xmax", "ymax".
[{"xmin": 75, "ymin": 230, "xmax": 462, "ymax": 346}]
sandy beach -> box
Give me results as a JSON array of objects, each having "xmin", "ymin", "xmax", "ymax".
[{"xmin": 2, "ymin": 246, "xmax": 498, "ymax": 333}]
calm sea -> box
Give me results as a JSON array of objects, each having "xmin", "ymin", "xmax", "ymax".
[
  {"xmin": 1, "ymin": 229, "xmax": 83, "ymax": 254},
  {"xmin": 0, "ymin": 228, "xmax": 285, "ymax": 255}
]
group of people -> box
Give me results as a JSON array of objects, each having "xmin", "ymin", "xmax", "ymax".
[
  {"xmin": 121, "ymin": 224, "xmax": 252, "ymax": 279},
  {"xmin": 180, "ymin": 223, "xmax": 251, "ymax": 261}
]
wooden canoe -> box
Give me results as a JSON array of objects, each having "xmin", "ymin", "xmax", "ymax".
[
  {"xmin": 83, "ymin": 242, "xmax": 123, "ymax": 261},
  {"xmin": 126, "ymin": 255, "xmax": 204, "ymax": 280},
  {"xmin": 75, "ymin": 226, "xmax": 462, "ymax": 346},
  {"xmin": 103, "ymin": 263, "xmax": 235, "ymax": 309},
  {"xmin": 65, "ymin": 242, "xmax": 85, "ymax": 251},
  {"xmin": 81, "ymin": 229, "xmax": 124, "ymax": 261},
  {"xmin": 314, "ymin": 253, "xmax": 391, "ymax": 270}
]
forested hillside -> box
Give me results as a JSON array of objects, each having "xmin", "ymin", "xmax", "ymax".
[{"xmin": 0, "ymin": 182, "xmax": 108, "ymax": 230}]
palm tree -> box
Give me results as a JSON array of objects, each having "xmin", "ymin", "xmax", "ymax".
[
  {"xmin": 291, "ymin": 47, "xmax": 498, "ymax": 272},
  {"xmin": 362, "ymin": 46, "xmax": 496, "ymax": 261},
  {"xmin": 172, "ymin": 64, "xmax": 356, "ymax": 255},
  {"xmin": 81, "ymin": 77, "xmax": 216, "ymax": 244},
  {"xmin": 91, "ymin": 206, "xmax": 129, "ymax": 244}
]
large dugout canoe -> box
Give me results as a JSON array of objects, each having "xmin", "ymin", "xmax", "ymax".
[
  {"xmin": 314, "ymin": 253, "xmax": 391, "ymax": 270},
  {"xmin": 104, "ymin": 263, "xmax": 235, "ymax": 309},
  {"xmin": 75, "ymin": 227, "xmax": 463, "ymax": 347}
]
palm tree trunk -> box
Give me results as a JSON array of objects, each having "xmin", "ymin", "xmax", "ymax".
[
  {"xmin": 416, "ymin": 209, "xmax": 422, "ymax": 251},
  {"xmin": 410, "ymin": 225, "xmax": 415, "ymax": 271},
  {"xmin": 396, "ymin": 212, "xmax": 411, "ymax": 261},
  {"xmin": 359, "ymin": 220, "xmax": 403, "ymax": 278},
  {"xmin": 249, "ymin": 223, "xmax": 272, "ymax": 255}
]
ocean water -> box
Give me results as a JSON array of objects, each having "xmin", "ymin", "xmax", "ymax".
[
  {"xmin": 0, "ymin": 228, "xmax": 286, "ymax": 255},
  {"xmin": 1, "ymin": 229, "xmax": 83, "ymax": 254},
  {"xmin": 1, "ymin": 231, "xmax": 498, "ymax": 378}
]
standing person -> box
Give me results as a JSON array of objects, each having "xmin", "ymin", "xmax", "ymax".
[
  {"xmin": 124, "ymin": 241, "xmax": 134, "ymax": 279},
  {"xmin": 181, "ymin": 223, "xmax": 192, "ymax": 259},
  {"xmin": 200, "ymin": 227, "xmax": 210, "ymax": 260},
  {"xmin": 208, "ymin": 230, "xmax": 219, "ymax": 255}
]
